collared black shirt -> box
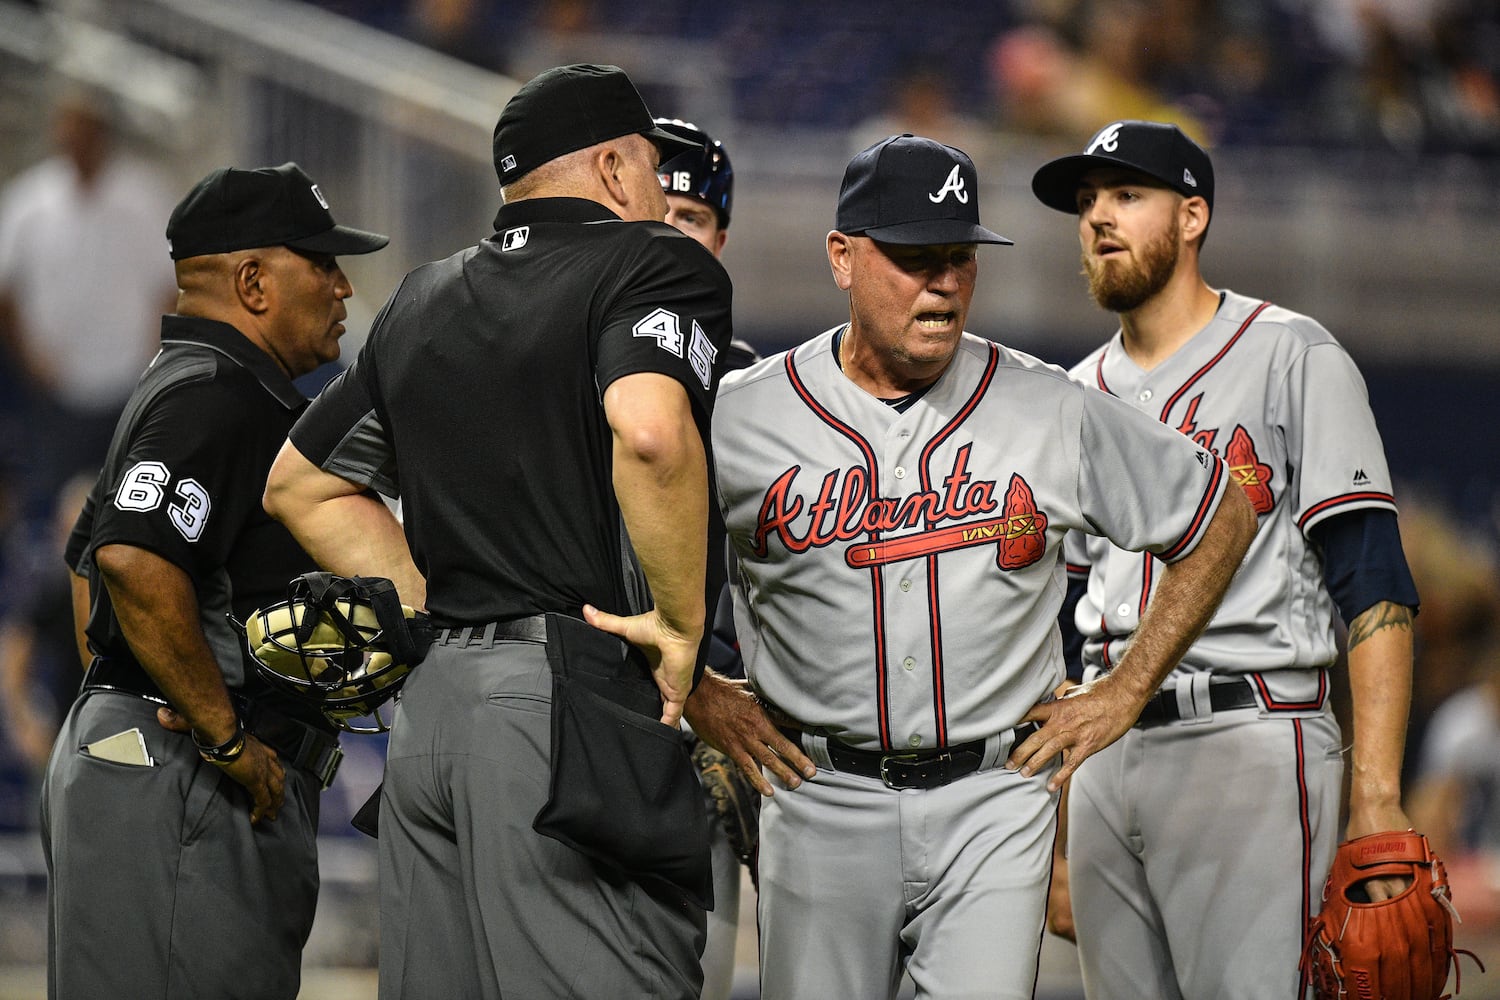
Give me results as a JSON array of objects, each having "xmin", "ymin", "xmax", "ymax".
[
  {"xmin": 67, "ymin": 315, "xmax": 318, "ymax": 691},
  {"xmin": 290, "ymin": 197, "xmax": 733, "ymax": 624}
]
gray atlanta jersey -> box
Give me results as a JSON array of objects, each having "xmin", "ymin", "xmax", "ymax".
[
  {"xmin": 713, "ymin": 328, "xmax": 1231, "ymax": 751},
  {"xmin": 1066, "ymin": 290, "xmax": 1398, "ymax": 699}
]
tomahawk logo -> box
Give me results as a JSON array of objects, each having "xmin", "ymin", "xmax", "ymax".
[
  {"xmin": 1087, "ymin": 123, "xmax": 1124, "ymax": 155},
  {"xmin": 928, "ymin": 164, "xmax": 969, "ymax": 205},
  {"xmin": 310, "ymin": 184, "xmax": 330, "ymax": 210}
]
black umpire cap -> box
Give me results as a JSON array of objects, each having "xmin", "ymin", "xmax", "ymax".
[
  {"xmin": 166, "ymin": 162, "xmax": 388, "ymax": 260},
  {"xmin": 836, "ymin": 134, "xmax": 1012, "ymax": 246},
  {"xmin": 493, "ymin": 64, "xmax": 699, "ymax": 184},
  {"xmin": 1031, "ymin": 120, "xmax": 1214, "ymax": 214}
]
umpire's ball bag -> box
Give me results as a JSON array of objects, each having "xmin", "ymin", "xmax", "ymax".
[{"xmin": 532, "ymin": 613, "xmax": 713, "ymax": 911}]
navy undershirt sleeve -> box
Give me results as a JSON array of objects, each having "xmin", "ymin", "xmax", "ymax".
[
  {"xmin": 1058, "ymin": 575, "xmax": 1088, "ymax": 683},
  {"xmin": 1309, "ymin": 508, "xmax": 1419, "ymax": 625}
]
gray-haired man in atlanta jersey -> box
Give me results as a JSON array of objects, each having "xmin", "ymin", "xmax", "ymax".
[
  {"xmin": 708, "ymin": 133, "xmax": 1257, "ymax": 999},
  {"xmin": 1033, "ymin": 121, "xmax": 1421, "ymax": 999}
]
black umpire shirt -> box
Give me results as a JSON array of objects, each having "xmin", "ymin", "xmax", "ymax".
[
  {"xmin": 66, "ymin": 315, "xmax": 325, "ymax": 721},
  {"xmin": 289, "ymin": 197, "xmax": 733, "ymax": 626}
]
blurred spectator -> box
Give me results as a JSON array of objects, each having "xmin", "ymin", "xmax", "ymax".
[
  {"xmin": 0, "ymin": 473, "xmax": 91, "ymax": 782},
  {"xmin": 302, "ymin": 0, "xmax": 1500, "ymax": 154},
  {"xmin": 404, "ymin": 0, "xmax": 511, "ymax": 73},
  {"xmin": 849, "ymin": 63, "xmax": 994, "ymax": 163},
  {"xmin": 503, "ymin": 0, "xmax": 605, "ymax": 82},
  {"xmin": 1409, "ymin": 630, "xmax": 1500, "ymax": 858},
  {"xmin": 0, "ymin": 87, "xmax": 177, "ymax": 520},
  {"xmin": 1408, "ymin": 622, "xmax": 1500, "ymax": 942},
  {"xmin": 987, "ymin": 17, "xmax": 1210, "ymax": 146},
  {"xmin": 1398, "ymin": 496, "xmax": 1500, "ymax": 763}
]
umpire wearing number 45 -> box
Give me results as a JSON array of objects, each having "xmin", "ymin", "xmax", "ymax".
[
  {"xmin": 43, "ymin": 163, "xmax": 386, "ymax": 998},
  {"xmin": 264, "ymin": 65, "xmax": 735, "ymax": 998}
]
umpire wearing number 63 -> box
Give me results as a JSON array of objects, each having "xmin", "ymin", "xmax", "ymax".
[
  {"xmin": 42, "ymin": 163, "xmax": 386, "ymax": 998},
  {"xmin": 264, "ymin": 64, "xmax": 735, "ymax": 997}
]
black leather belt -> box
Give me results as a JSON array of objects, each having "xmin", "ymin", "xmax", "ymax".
[
  {"xmin": 777, "ymin": 723, "xmax": 1040, "ymax": 791},
  {"xmin": 1135, "ymin": 675, "xmax": 1259, "ymax": 729},
  {"xmin": 81, "ymin": 658, "xmax": 344, "ymax": 789},
  {"xmin": 432, "ymin": 615, "xmax": 548, "ymax": 647}
]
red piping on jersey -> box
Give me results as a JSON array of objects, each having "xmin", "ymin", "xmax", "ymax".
[
  {"xmin": 786, "ymin": 351, "xmax": 893, "ymax": 749},
  {"xmin": 1294, "ymin": 718, "xmax": 1315, "ymax": 982},
  {"xmin": 1251, "ymin": 669, "xmax": 1329, "ymax": 711},
  {"xmin": 1296, "ymin": 492, "xmax": 1396, "ymax": 531},
  {"xmin": 927, "ymin": 555, "xmax": 947, "ymax": 740},
  {"xmin": 1065, "ymin": 561, "xmax": 1089, "ymax": 577},
  {"xmin": 1137, "ymin": 554, "xmax": 1156, "ymax": 617},
  {"xmin": 1158, "ymin": 454, "xmax": 1225, "ymax": 562},
  {"xmin": 915, "ymin": 342, "xmax": 1000, "ymax": 745},
  {"xmin": 1157, "ymin": 301, "xmax": 1272, "ymax": 423}
]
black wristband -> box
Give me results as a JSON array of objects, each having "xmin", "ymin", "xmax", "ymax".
[{"xmin": 194, "ymin": 720, "xmax": 247, "ymax": 765}]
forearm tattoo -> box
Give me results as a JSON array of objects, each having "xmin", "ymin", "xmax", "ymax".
[{"xmin": 1346, "ymin": 601, "xmax": 1413, "ymax": 652}]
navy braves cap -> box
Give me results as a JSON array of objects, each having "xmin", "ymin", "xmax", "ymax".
[
  {"xmin": 493, "ymin": 64, "xmax": 699, "ymax": 184},
  {"xmin": 836, "ymin": 134, "xmax": 1012, "ymax": 246},
  {"xmin": 1031, "ymin": 120, "xmax": 1214, "ymax": 214},
  {"xmin": 166, "ymin": 162, "xmax": 388, "ymax": 260}
]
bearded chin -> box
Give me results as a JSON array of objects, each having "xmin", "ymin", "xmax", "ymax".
[{"xmin": 1083, "ymin": 235, "xmax": 1179, "ymax": 313}]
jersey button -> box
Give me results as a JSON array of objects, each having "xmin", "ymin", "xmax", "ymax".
[
  {"xmin": 908, "ymin": 734, "xmax": 923, "ymax": 748},
  {"xmin": 1138, "ymin": 389, "xmax": 1153, "ymax": 402},
  {"xmin": 894, "ymin": 466, "xmax": 906, "ymax": 479},
  {"xmin": 1116, "ymin": 603, "xmax": 1132, "ymax": 617},
  {"xmin": 899, "ymin": 579, "xmax": 912, "ymax": 592},
  {"xmin": 903, "ymin": 656, "xmax": 916, "ymax": 671}
]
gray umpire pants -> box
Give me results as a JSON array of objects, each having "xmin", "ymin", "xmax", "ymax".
[
  {"xmin": 41, "ymin": 689, "xmax": 321, "ymax": 1000},
  {"xmin": 377, "ymin": 639, "xmax": 705, "ymax": 999}
]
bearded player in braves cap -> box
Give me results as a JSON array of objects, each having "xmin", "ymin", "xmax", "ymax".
[
  {"xmin": 708, "ymin": 133, "xmax": 1256, "ymax": 999},
  {"xmin": 1033, "ymin": 121, "xmax": 1423, "ymax": 999}
]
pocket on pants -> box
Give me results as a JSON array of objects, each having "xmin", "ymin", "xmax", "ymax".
[{"xmin": 532, "ymin": 614, "xmax": 712, "ymax": 910}]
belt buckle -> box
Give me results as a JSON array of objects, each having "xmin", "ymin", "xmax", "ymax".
[{"xmin": 879, "ymin": 751, "xmax": 948, "ymax": 790}]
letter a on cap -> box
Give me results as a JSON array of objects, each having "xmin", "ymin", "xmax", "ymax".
[{"xmin": 928, "ymin": 164, "xmax": 969, "ymax": 204}]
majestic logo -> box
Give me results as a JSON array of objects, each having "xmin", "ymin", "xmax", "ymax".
[
  {"xmin": 1087, "ymin": 123, "xmax": 1124, "ymax": 155},
  {"xmin": 928, "ymin": 164, "xmax": 969, "ymax": 205},
  {"xmin": 753, "ymin": 447, "xmax": 1048, "ymax": 572},
  {"xmin": 1353, "ymin": 468, "xmax": 1371, "ymax": 486},
  {"xmin": 500, "ymin": 154, "xmax": 517, "ymax": 173},
  {"xmin": 310, "ymin": 184, "xmax": 329, "ymax": 210},
  {"xmin": 1226, "ymin": 425, "xmax": 1274, "ymax": 514},
  {"xmin": 501, "ymin": 226, "xmax": 530, "ymax": 252}
]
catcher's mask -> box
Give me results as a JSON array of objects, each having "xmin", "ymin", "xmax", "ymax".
[{"xmin": 235, "ymin": 572, "xmax": 431, "ymax": 734}]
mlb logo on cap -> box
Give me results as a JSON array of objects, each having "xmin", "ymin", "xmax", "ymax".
[{"xmin": 1030, "ymin": 120, "xmax": 1215, "ymax": 214}]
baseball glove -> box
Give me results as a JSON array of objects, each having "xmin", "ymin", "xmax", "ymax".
[
  {"xmin": 1301, "ymin": 830, "xmax": 1484, "ymax": 1000},
  {"xmin": 691, "ymin": 739, "xmax": 760, "ymax": 883},
  {"xmin": 238, "ymin": 572, "xmax": 431, "ymax": 734}
]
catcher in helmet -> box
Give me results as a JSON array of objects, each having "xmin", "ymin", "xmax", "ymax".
[
  {"xmin": 653, "ymin": 115, "xmax": 762, "ymax": 1000},
  {"xmin": 655, "ymin": 117, "xmax": 734, "ymax": 258}
]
